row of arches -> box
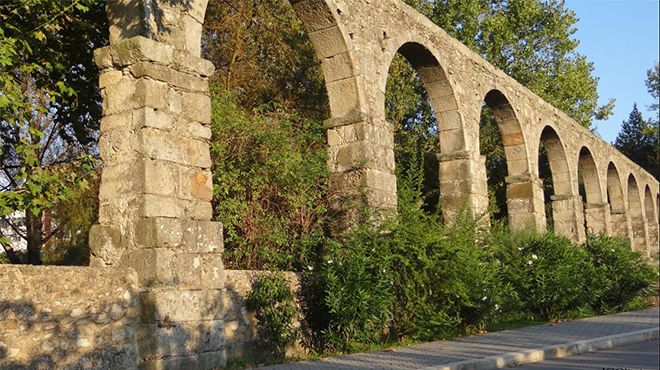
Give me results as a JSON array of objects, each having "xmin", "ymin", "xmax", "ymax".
[{"xmin": 382, "ymin": 42, "xmax": 658, "ymax": 255}]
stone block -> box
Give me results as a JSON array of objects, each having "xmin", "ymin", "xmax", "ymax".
[
  {"xmin": 135, "ymin": 217, "xmax": 184, "ymax": 248},
  {"xmin": 325, "ymin": 77, "xmax": 360, "ymax": 118},
  {"xmin": 187, "ymin": 122, "xmax": 213, "ymax": 140},
  {"xmin": 187, "ymin": 200, "xmax": 214, "ymax": 221},
  {"xmin": 99, "ymin": 70, "xmax": 124, "ymax": 89},
  {"xmin": 94, "ymin": 46, "xmax": 114, "ymax": 69},
  {"xmin": 201, "ymin": 254, "xmax": 225, "ymax": 289},
  {"xmin": 103, "ymin": 78, "xmax": 169, "ymax": 115},
  {"xmin": 139, "ymin": 194, "xmax": 185, "ymax": 219},
  {"xmin": 110, "ymin": 36, "xmax": 174, "ymax": 67},
  {"xmin": 139, "ymin": 289, "xmax": 223, "ymax": 323},
  {"xmin": 320, "ymin": 52, "xmax": 354, "ymax": 82},
  {"xmin": 291, "ymin": 0, "xmax": 337, "ymax": 32},
  {"xmin": 143, "ymin": 159, "xmax": 179, "ymax": 197},
  {"xmin": 136, "ymin": 107, "xmax": 175, "ymax": 131},
  {"xmin": 140, "ymin": 350, "xmax": 226, "ymax": 370},
  {"xmin": 120, "ymin": 248, "xmax": 175, "ymax": 287},
  {"xmin": 307, "ymin": 26, "xmax": 346, "ymax": 58},
  {"xmin": 89, "ymin": 224, "xmax": 123, "ymax": 267},
  {"xmin": 182, "ymin": 92, "xmax": 212, "ymax": 124},
  {"xmin": 129, "ymin": 61, "xmax": 209, "ymax": 92},
  {"xmin": 137, "ymin": 320, "xmax": 224, "ymax": 361},
  {"xmin": 173, "ymin": 51, "xmax": 215, "ymax": 77},
  {"xmin": 183, "ymin": 221, "xmax": 224, "ymax": 253},
  {"xmin": 170, "ymin": 253, "xmax": 204, "ymax": 287},
  {"xmin": 190, "ymin": 170, "xmax": 213, "ymax": 201},
  {"xmin": 138, "ymin": 128, "xmax": 212, "ymax": 168}
]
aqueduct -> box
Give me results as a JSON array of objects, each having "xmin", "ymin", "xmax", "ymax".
[{"xmin": 1, "ymin": 0, "xmax": 658, "ymax": 369}]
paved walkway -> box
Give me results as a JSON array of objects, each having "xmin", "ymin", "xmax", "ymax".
[{"xmin": 264, "ymin": 308, "xmax": 659, "ymax": 370}]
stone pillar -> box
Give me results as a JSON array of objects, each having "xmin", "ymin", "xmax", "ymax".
[
  {"xmin": 584, "ymin": 203, "xmax": 609, "ymax": 235},
  {"xmin": 609, "ymin": 206, "xmax": 633, "ymax": 242},
  {"xmin": 438, "ymin": 151, "xmax": 489, "ymax": 223},
  {"xmin": 505, "ymin": 174, "xmax": 546, "ymax": 232},
  {"xmin": 326, "ymin": 115, "xmax": 397, "ymax": 229},
  {"xmin": 88, "ymin": 36, "xmax": 225, "ymax": 369},
  {"xmin": 551, "ymin": 195, "xmax": 586, "ymax": 243},
  {"xmin": 647, "ymin": 222, "xmax": 659, "ymax": 258},
  {"xmin": 630, "ymin": 214, "xmax": 649, "ymax": 257}
]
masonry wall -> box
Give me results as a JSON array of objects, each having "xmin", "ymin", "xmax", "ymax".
[{"xmin": 0, "ymin": 266, "xmax": 140, "ymax": 370}]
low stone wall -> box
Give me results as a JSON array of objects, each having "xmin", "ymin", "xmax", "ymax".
[
  {"xmin": 0, "ymin": 265, "xmax": 140, "ymax": 370},
  {"xmin": 223, "ymin": 270, "xmax": 305, "ymax": 361}
]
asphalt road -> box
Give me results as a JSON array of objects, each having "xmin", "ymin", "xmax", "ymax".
[{"xmin": 516, "ymin": 339, "xmax": 659, "ymax": 370}]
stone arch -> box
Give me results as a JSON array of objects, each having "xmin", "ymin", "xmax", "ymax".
[
  {"xmin": 538, "ymin": 126, "xmax": 571, "ymax": 196},
  {"xmin": 483, "ymin": 90, "xmax": 529, "ymax": 176},
  {"xmin": 627, "ymin": 175, "xmax": 647, "ymax": 254},
  {"xmin": 644, "ymin": 185, "xmax": 659, "ymax": 254},
  {"xmin": 391, "ymin": 42, "xmax": 466, "ymax": 154},
  {"xmin": 383, "ymin": 41, "xmax": 473, "ymax": 221},
  {"xmin": 538, "ymin": 126, "xmax": 582, "ymax": 240},
  {"xmin": 577, "ymin": 147, "xmax": 606, "ymax": 234},
  {"xmin": 479, "ymin": 89, "xmax": 536, "ymax": 229},
  {"xmin": 606, "ymin": 162, "xmax": 630, "ymax": 239}
]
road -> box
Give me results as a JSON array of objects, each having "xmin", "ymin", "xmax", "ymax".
[{"xmin": 517, "ymin": 339, "xmax": 659, "ymax": 370}]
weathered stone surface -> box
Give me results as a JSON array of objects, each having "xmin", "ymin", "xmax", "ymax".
[
  {"xmin": 139, "ymin": 289, "xmax": 223, "ymax": 323},
  {"xmin": 0, "ymin": 266, "xmax": 139, "ymax": 370},
  {"xmin": 89, "ymin": 224, "xmax": 123, "ymax": 267}
]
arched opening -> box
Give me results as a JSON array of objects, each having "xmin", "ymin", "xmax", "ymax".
[
  {"xmin": 606, "ymin": 162, "xmax": 629, "ymax": 239},
  {"xmin": 577, "ymin": 147, "xmax": 605, "ymax": 235},
  {"xmin": 627, "ymin": 175, "xmax": 646, "ymax": 254},
  {"xmin": 384, "ymin": 42, "xmax": 464, "ymax": 219},
  {"xmin": 644, "ymin": 185, "xmax": 658, "ymax": 256},
  {"xmin": 538, "ymin": 126, "xmax": 578, "ymax": 239},
  {"xmin": 479, "ymin": 90, "xmax": 528, "ymax": 224}
]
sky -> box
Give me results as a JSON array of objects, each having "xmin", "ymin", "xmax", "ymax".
[{"xmin": 564, "ymin": 0, "xmax": 660, "ymax": 144}]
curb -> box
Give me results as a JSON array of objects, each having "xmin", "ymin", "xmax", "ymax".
[{"xmin": 419, "ymin": 327, "xmax": 659, "ymax": 370}]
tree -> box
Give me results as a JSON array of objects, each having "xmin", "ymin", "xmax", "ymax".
[
  {"xmin": 644, "ymin": 63, "xmax": 659, "ymax": 179},
  {"xmin": 614, "ymin": 104, "xmax": 658, "ymax": 179},
  {"xmin": 0, "ymin": 0, "xmax": 107, "ymax": 264}
]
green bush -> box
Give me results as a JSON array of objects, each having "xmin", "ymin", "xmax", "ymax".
[
  {"xmin": 583, "ymin": 234, "xmax": 657, "ymax": 313},
  {"xmin": 316, "ymin": 176, "xmax": 500, "ymax": 351},
  {"xmin": 211, "ymin": 89, "xmax": 328, "ymax": 271},
  {"xmin": 494, "ymin": 232, "xmax": 594, "ymax": 320},
  {"xmin": 246, "ymin": 273, "xmax": 300, "ymax": 359}
]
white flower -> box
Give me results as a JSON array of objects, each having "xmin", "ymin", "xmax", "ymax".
[
  {"xmin": 531, "ymin": 254, "xmax": 538, "ymax": 260},
  {"xmin": 528, "ymin": 260, "xmax": 533, "ymax": 265},
  {"xmin": 517, "ymin": 247, "xmax": 523, "ymax": 251},
  {"xmin": 326, "ymin": 259, "xmax": 333, "ymax": 264},
  {"xmin": 307, "ymin": 265, "xmax": 314, "ymax": 271},
  {"xmin": 482, "ymin": 296, "xmax": 487, "ymax": 301}
]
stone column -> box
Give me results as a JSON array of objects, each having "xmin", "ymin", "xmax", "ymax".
[
  {"xmin": 647, "ymin": 222, "xmax": 659, "ymax": 258},
  {"xmin": 551, "ymin": 195, "xmax": 586, "ymax": 243},
  {"xmin": 438, "ymin": 151, "xmax": 489, "ymax": 223},
  {"xmin": 505, "ymin": 174, "xmax": 546, "ymax": 232},
  {"xmin": 584, "ymin": 202, "xmax": 609, "ymax": 236},
  {"xmin": 326, "ymin": 115, "xmax": 397, "ymax": 230},
  {"xmin": 88, "ymin": 36, "xmax": 225, "ymax": 369},
  {"xmin": 609, "ymin": 206, "xmax": 633, "ymax": 241},
  {"xmin": 630, "ymin": 214, "xmax": 649, "ymax": 257}
]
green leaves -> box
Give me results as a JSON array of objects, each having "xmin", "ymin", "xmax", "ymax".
[{"xmin": 246, "ymin": 273, "xmax": 300, "ymax": 359}]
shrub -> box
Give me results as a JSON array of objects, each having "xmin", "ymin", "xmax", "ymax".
[
  {"xmin": 494, "ymin": 232, "xmax": 594, "ymax": 320},
  {"xmin": 317, "ymin": 176, "xmax": 500, "ymax": 350},
  {"xmin": 211, "ymin": 89, "xmax": 328, "ymax": 271},
  {"xmin": 246, "ymin": 273, "xmax": 300, "ymax": 359},
  {"xmin": 583, "ymin": 234, "xmax": 657, "ymax": 313}
]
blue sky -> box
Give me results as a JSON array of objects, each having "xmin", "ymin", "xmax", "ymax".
[{"xmin": 565, "ymin": 0, "xmax": 659, "ymax": 143}]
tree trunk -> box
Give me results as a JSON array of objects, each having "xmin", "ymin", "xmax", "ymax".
[{"xmin": 25, "ymin": 209, "xmax": 43, "ymax": 265}]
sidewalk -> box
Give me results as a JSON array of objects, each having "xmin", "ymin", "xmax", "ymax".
[{"xmin": 263, "ymin": 308, "xmax": 659, "ymax": 370}]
